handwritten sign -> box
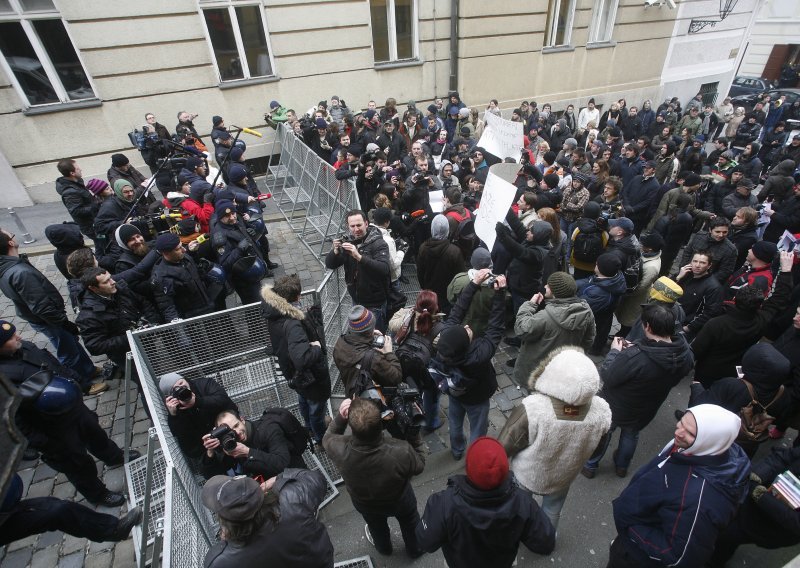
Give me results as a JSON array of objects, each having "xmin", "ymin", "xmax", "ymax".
[
  {"xmin": 474, "ymin": 163, "xmax": 520, "ymax": 251},
  {"xmin": 477, "ymin": 111, "xmax": 524, "ymax": 161}
]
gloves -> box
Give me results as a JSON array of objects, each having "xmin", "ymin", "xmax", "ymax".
[
  {"xmin": 395, "ymin": 238, "xmax": 410, "ymax": 253},
  {"xmin": 751, "ymin": 485, "xmax": 768, "ymax": 502},
  {"xmin": 237, "ymin": 239, "xmax": 251, "ymax": 252},
  {"xmin": 203, "ymin": 191, "xmax": 215, "ymax": 204},
  {"xmin": 750, "ymin": 472, "xmax": 763, "ymax": 485},
  {"xmin": 62, "ymin": 320, "xmax": 80, "ymax": 336}
]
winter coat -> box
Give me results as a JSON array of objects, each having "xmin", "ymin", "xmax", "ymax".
[
  {"xmin": 576, "ymin": 272, "xmax": 627, "ymax": 314},
  {"xmin": 446, "ymin": 271, "xmax": 496, "ymax": 337},
  {"xmin": 44, "ymin": 222, "xmax": 85, "ymax": 279},
  {"xmin": 731, "ymin": 224, "xmax": 758, "ymax": 269},
  {"xmin": 166, "ymin": 377, "xmax": 238, "ymax": 460},
  {"xmin": 325, "ymin": 226, "xmax": 390, "ymax": 308},
  {"xmin": 107, "ymin": 164, "xmax": 146, "ymax": 189},
  {"xmin": 600, "ymin": 335, "xmax": 693, "ymax": 430},
  {"xmin": 676, "ymin": 273, "xmax": 724, "ymax": 334},
  {"xmin": 704, "ymin": 180, "xmax": 736, "ymax": 216},
  {"xmin": 94, "ymin": 196, "xmax": 137, "ymax": 244},
  {"xmin": 737, "ymin": 153, "xmax": 763, "ymax": 185},
  {"xmin": 512, "ymin": 297, "xmax": 595, "ymax": 386},
  {"xmin": 762, "ymin": 159, "xmax": 797, "ymax": 205},
  {"xmin": 646, "ymin": 187, "xmax": 703, "ymax": 232},
  {"xmin": 763, "ymin": 194, "xmax": 800, "ymax": 243},
  {"xmin": 622, "ymin": 174, "xmax": 659, "ymax": 227},
  {"xmin": 496, "ymin": 213, "xmax": 550, "ymax": 298},
  {"xmin": 322, "ymin": 411, "xmax": 425, "ymax": 510},
  {"xmin": 332, "ymin": 331, "xmax": 402, "ymax": 397},
  {"xmin": 612, "ymin": 442, "xmax": 750, "ymax": 567},
  {"xmin": 204, "ymin": 469, "xmax": 334, "ymax": 568},
  {"xmin": 150, "ymin": 255, "xmax": 215, "ymax": 321},
  {"xmin": 615, "ymin": 252, "xmax": 661, "ymax": 326},
  {"xmin": 618, "ymin": 157, "xmax": 644, "ymax": 190},
  {"xmin": 416, "ymin": 474, "xmax": 555, "ymax": 568},
  {"xmin": 417, "ymin": 238, "xmax": 465, "ymax": 305},
  {"xmin": 569, "ymin": 218, "xmax": 610, "ymax": 273},
  {"xmin": 55, "ymin": 177, "xmax": 99, "ymax": 237},
  {"xmin": 260, "ymin": 287, "xmax": 331, "ymax": 403},
  {"xmin": 725, "ymin": 262, "xmax": 775, "ymax": 301},
  {"xmin": 0, "ymin": 254, "xmax": 68, "ymax": 327},
  {"xmin": 722, "ymin": 191, "xmax": 758, "ymax": 220},
  {"xmin": 692, "ymin": 271, "xmax": 792, "ymax": 381},
  {"xmin": 680, "ymin": 231, "xmax": 738, "ymax": 284},
  {"xmin": 605, "ymin": 235, "xmax": 639, "ymax": 273},
  {"xmin": 499, "ymin": 349, "xmax": 611, "ymax": 495}
]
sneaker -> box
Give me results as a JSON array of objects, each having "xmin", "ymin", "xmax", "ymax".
[
  {"xmin": 85, "ymin": 382, "xmax": 109, "ymax": 396},
  {"xmin": 91, "ymin": 490, "xmax": 126, "ymax": 508},
  {"xmin": 113, "ymin": 506, "xmax": 143, "ymax": 540},
  {"xmin": 503, "ymin": 336, "xmax": 521, "ymax": 348},
  {"xmin": 580, "ymin": 466, "xmax": 596, "ymax": 479},
  {"xmin": 364, "ymin": 524, "xmax": 392, "ymax": 555},
  {"xmin": 769, "ymin": 426, "xmax": 785, "ymax": 440}
]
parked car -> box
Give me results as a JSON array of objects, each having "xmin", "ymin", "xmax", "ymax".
[
  {"xmin": 727, "ymin": 76, "xmax": 772, "ymax": 98},
  {"xmin": 731, "ymin": 88, "xmax": 800, "ymax": 111}
]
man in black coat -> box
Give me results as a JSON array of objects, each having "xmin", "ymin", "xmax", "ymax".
[
  {"xmin": 55, "ymin": 159, "xmax": 98, "ymax": 239},
  {"xmin": 675, "ymin": 250, "xmax": 724, "ymax": 340},
  {"xmin": 150, "ymin": 232, "xmax": 215, "ymax": 322},
  {"xmin": 763, "ymin": 183, "xmax": 800, "ymax": 243},
  {"xmin": 680, "ymin": 216, "xmax": 739, "ymax": 284},
  {"xmin": 159, "ymin": 372, "xmax": 238, "ymax": 460},
  {"xmin": 327, "ymin": 210, "xmax": 391, "ymax": 331},
  {"xmin": 0, "ymin": 321, "xmax": 137, "ymax": 507},
  {"xmin": 622, "ymin": 160, "xmax": 659, "ymax": 235},
  {"xmin": 417, "ymin": 437, "xmax": 555, "ymax": 567},
  {"xmin": 417, "ymin": 215, "xmax": 465, "ymax": 314}
]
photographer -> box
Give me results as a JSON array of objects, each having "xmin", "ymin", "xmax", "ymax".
[
  {"xmin": 159, "ymin": 372, "xmax": 238, "ymax": 461},
  {"xmin": 201, "ymin": 410, "xmax": 306, "ymax": 480},
  {"xmin": 333, "ymin": 306, "xmax": 403, "ymax": 397}
]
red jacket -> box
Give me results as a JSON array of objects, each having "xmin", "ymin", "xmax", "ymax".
[{"xmin": 182, "ymin": 198, "xmax": 214, "ymax": 233}]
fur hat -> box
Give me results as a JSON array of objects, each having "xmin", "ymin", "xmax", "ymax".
[
  {"xmin": 529, "ymin": 347, "xmax": 601, "ymax": 403},
  {"xmin": 547, "ymin": 272, "xmax": 577, "ymax": 299},
  {"xmin": 465, "ymin": 437, "xmax": 509, "ymax": 490},
  {"xmin": 349, "ymin": 305, "xmax": 375, "ymax": 334}
]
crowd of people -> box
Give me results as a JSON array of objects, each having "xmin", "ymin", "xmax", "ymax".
[{"xmin": 1, "ymin": 90, "xmax": 800, "ymax": 566}]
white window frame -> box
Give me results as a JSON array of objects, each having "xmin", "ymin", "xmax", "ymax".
[
  {"xmin": 0, "ymin": 0, "xmax": 98, "ymax": 108},
  {"xmin": 198, "ymin": 0, "xmax": 277, "ymax": 83},
  {"xmin": 588, "ymin": 0, "xmax": 619, "ymax": 44},
  {"xmin": 544, "ymin": 0, "xmax": 576, "ymax": 48},
  {"xmin": 369, "ymin": 0, "xmax": 419, "ymax": 64}
]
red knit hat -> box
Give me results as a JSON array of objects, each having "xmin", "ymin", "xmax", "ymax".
[{"xmin": 465, "ymin": 437, "xmax": 509, "ymax": 490}]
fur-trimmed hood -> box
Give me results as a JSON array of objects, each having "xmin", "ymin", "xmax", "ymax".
[
  {"xmin": 260, "ymin": 285, "xmax": 305, "ymax": 321},
  {"xmin": 529, "ymin": 347, "xmax": 600, "ymax": 406}
]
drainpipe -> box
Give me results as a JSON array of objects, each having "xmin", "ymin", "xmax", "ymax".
[{"xmin": 449, "ymin": 0, "xmax": 459, "ymax": 93}]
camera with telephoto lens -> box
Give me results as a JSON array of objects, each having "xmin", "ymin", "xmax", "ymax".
[
  {"xmin": 360, "ymin": 382, "xmax": 425, "ymax": 440},
  {"xmin": 171, "ymin": 385, "xmax": 193, "ymax": 402},
  {"xmin": 209, "ymin": 424, "xmax": 238, "ymax": 452}
]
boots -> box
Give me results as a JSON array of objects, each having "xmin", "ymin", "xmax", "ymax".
[{"xmin": 265, "ymin": 254, "xmax": 279, "ymax": 270}]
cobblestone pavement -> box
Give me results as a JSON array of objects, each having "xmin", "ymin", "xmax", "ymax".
[{"xmin": 1, "ymin": 212, "xmax": 798, "ymax": 567}]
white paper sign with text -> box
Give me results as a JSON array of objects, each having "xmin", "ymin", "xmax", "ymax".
[
  {"xmin": 474, "ymin": 163, "xmax": 520, "ymax": 252},
  {"xmin": 477, "ymin": 111, "xmax": 524, "ymax": 161}
]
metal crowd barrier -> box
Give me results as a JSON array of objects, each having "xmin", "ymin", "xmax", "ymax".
[{"xmin": 267, "ymin": 122, "xmax": 360, "ymax": 261}]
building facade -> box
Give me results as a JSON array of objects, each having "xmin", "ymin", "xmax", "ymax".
[
  {"xmin": 738, "ymin": 0, "xmax": 800, "ymax": 84},
  {"xmin": 0, "ymin": 0, "xmax": 761, "ymax": 207}
]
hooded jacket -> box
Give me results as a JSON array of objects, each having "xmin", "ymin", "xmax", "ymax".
[
  {"xmin": 499, "ymin": 348, "xmax": 611, "ymax": 495},
  {"xmin": 55, "ymin": 177, "xmax": 98, "ymax": 237},
  {"xmin": 416, "ymin": 474, "xmax": 555, "ymax": 568},
  {"xmin": 512, "ymin": 297, "xmax": 595, "ymax": 386},
  {"xmin": 260, "ymin": 287, "xmax": 331, "ymax": 403},
  {"xmin": 0, "ymin": 254, "xmax": 68, "ymax": 326},
  {"xmin": 44, "ymin": 222, "xmax": 85, "ymax": 279},
  {"xmin": 417, "ymin": 237, "xmax": 465, "ymax": 304},
  {"xmin": 576, "ymin": 272, "xmax": 627, "ymax": 314},
  {"xmin": 762, "ymin": 159, "xmax": 797, "ymax": 204},
  {"xmin": 600, "ymin": 335, "xmax": 694, "ymax": 430},
  {"xmin": 496, "ymin": 214, "xmax": 552, "ymax": 298}
]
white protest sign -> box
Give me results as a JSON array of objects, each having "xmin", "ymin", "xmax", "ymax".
[
  {"xmin": 474, "ymin": 163, "xmax": 520, "ymax": 252},
  {"xmin": 429, "ymin": 189, "xmax": 444, "ymax": 213},
  {"xmin": 477, "ymin": 111, "xmax": 524, "ymax": 161}
]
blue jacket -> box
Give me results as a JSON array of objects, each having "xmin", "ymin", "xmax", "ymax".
[
  {"xmin": 576, "ymin": 272, "xmax": 627, "ymax": 314},
  {"xmin": 612, "ymin": 443, "xmax": 750, "ymax": 567}
]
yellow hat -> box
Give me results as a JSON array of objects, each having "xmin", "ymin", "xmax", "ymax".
[{"xmin": 649, "ymin": 277, "xmax": 683, "ymax": 304}]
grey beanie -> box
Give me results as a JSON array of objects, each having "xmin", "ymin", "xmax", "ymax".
[
  {"xmin": 470, "ymin": 247, "xmax": 492, "ymax": 270},
  {"xmin": 431, "ymin": 214, "xmax": 450, "ymax": 240},
  {"xmin": 564, "ymin": 138, "xmax": 578, "ymax": 149},
  {"xmin": 159, "ymin": 372, "xmax": 183, "ymax": 396}
]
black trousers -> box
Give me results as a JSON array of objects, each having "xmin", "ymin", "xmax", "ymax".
[
  {"xmin": 355, "ymin": 483, "xmax": 422, "ymax": 556},
  {"xmin": 35, "ymin": 405, "xmax": 123, "ymax": 502},
  {"xmin": 0, "ymin": 497, "xmax": 120, "ymax": 546}
]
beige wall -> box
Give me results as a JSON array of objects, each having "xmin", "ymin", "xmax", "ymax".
[
  {"xmin": 1, "ymin": 0, "xmax": 751, "ymax": 206},
  {"xmin": 739, "ymin": 0, "xmax": 800, "ymax": 78}
]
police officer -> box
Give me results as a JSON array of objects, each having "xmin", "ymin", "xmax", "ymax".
[
  {"xmin": 212, "ymin": 200, "xmax": 270, "ymax": 304},
  {"xmin": 0, "ymin": 321, "xmax": 139, "ymax": 507}
]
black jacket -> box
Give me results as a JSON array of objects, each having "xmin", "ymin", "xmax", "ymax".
[
  {"xmin": 166, "ymin": 377, "xmax": 238, "ymax": 460},
  {"xmin": 416, "ymin": 474, "xmax": 555, "ymax": 568},
  {"xmin": 94, "ymin": 196, "xmax": 137, "ymax": 243},
  {"xmin": 324, "ymin": 226, "xmax": 390, "ymax": 307},
  {"xmin": 680, "ymin": 231, "xmax": 738, "ymax": 284},
  {"xmin": 0, "ymin": 255, "xmax": 68, "ymax": 326},
  {"xmin": 44, "ymin": 222, "xmax": 85, "ymax": 280},
  {"xmin": 260, "ymin": 287, "xmax": 331, "ymax": 403},
  {"xmin": 151, "ymin": 255, "xmax": 215, "ymax": 321},
  {"xmin": 600, "ymin": 335, "xmax": 694, "ymax": 430},
  {"xmin": 731, "ymin": 224, "xmax": 759, "ymax": 269},
  {"xmin": 622, "ymin": 174, "xmax": 659, "ymax": 226},
  {"xmin": 212, "ymin": 217, "xmax": 265, "ymax": 276},
  {"xmin": 496, "ymin": 212, "xmax": 549, "ymax": 298},
  {"xmin": 201, "ymin": 417, "xmax": 306, "ymax": 479},
  {"xmin": 417, "ymin": 238, "xmax": 465, "ymax": 305},
  {"xmin": 704, "ymin": 180, "xmax": 736, "ymax": 216},
  {"xmin": 763, "ymin": 194, "xmax": 800, "ymax": 243},
  {"xmin": 55, "ymin": 177, "xmax": 98, "ymax": 238},
  {"xmin": 677, "ymin": 273, "xmax": 724, "ymax": 334}
]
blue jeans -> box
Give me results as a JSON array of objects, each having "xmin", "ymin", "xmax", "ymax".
[
  {"xmin": 422, "ymin": 387, "xmax": 441, "ymax": 430},
  {"xmin": 30, "ymin": 323, "xmax": 95, "ymax": 387},
  {"xmin": 298, "ymin": 395, "xmax": 327, "ymax": 444},
  {"xmin": 540, "ymin": 485, "xmax": 570, "ymax": 531},
  {"xmin": 448, "ymin": 396, "xmax": 489, "ymax": 457},
  {"xmin": 584, "ymin": 423, "xmax": 641, "ymax": 472}
]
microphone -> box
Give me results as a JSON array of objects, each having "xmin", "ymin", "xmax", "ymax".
[{"xmin": 232, "ymin": 125, "xmax": 263, "ymax": 138}]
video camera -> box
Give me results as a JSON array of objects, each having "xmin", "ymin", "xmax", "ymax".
[
  {"xmin": 359, "ymin": 382, "xmax": 425, "ymax": 440},
  {"xmin": 209, "ymin": 424, "xmax": 238, "ymax": 453}
]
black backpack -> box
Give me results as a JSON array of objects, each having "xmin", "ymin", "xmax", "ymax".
[
  {"xmin": 572, "ymin": 229, "xmax": 603, "ymax": 264},
  {"xmin": 452, "ymin": 216, "xmax": 478, "ymax": 258},
  {"xmin": 261, "ymin": 407, "xmax": 311, "ymax": 456},
  {"xmin": 622, "ymin": 253, "xmax": 644, "ymax": 295},
  {"xmin": 395, "ymin": 321, "xmax": 443, "ymax": 390}
]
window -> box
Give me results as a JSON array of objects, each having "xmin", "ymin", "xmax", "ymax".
[
  {"xmin": 369, "ymin": 0, "xmax": 417, "ymax": 64},
  {"xmin": 544, "ymin": 0, "xmax": 576, "ymax": 48},
  {"xmin": 588, "ymin": 0, "xmax": 618, "ymax": 44},
  {"xmin": 199, "ymin": 1, "xmax": 275, "ymax": 82},
  {"xmin": 0, "ymin": 0, "xmax": 96, "ymax": 108}
]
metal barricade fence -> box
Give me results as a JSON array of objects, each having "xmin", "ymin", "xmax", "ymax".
[{"xmin": 268, "ymin": 122, "xmax": 360, "ymax": 261}]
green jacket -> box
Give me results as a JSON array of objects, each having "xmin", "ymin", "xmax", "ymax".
[{"xmin": 447, "ymin": 271, "xmax": 495, "ymax": 337}]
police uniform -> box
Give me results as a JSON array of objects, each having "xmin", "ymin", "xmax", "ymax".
[{"xmin": 212, "ymin": 201, "xmax": 267, "ymax": 304}]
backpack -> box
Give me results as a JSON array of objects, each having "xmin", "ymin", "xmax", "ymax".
[
  {"xmin": 351, "ymin": 348, "xmax": 378, "ymax": 397},
  {"xmin": 261, "ymin": 407, "xmax": 312, "ymax": 456},
  {"xmin": 395, "ymin": 319, "xmax": 443, "ymax": 390},
  {"xmin": 737, "ymin": 380, "xmax": 784, "ymax": 443},
  {"xmin": 622, "ymin": 253, "xmax": 644, "ymax": 295},
  {"xmin": 572, "ymin": 229, "xmax": 603, "ymax": 264},
  {"xmin": 451, "ymin": 216, "xmax": 478, "ymax": 259},
  {"xmin": 428, "ymin": 356, "xmax": 473, "ymax": 398}
]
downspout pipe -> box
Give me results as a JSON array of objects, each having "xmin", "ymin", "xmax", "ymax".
[{"xmin": 449, "ymin": 0, "xmax": 458, "ymax": 92}]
